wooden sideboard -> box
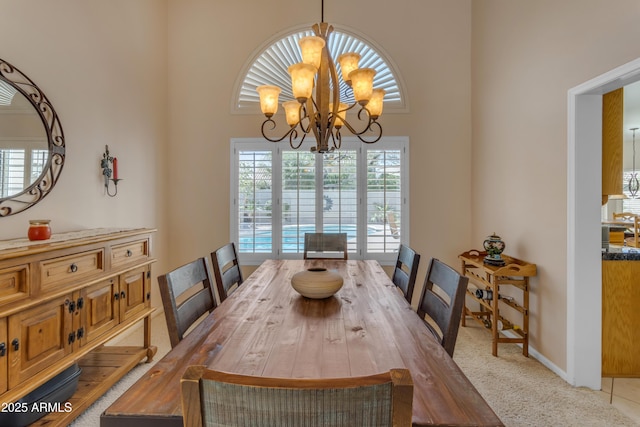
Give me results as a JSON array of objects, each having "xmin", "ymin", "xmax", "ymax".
[{"xmin": 0, "ymin": 228, "xmax": 157, "ymax": 426}]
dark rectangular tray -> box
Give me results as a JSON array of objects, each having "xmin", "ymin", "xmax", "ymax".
[{"xmin": 0, "ymin": 363, "xmax": 81, "ymax": 427}]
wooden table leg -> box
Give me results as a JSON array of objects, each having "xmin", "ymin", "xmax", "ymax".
[{"xmin": 144, "ymin": 314, "xmax": 157, "ymax": 362}]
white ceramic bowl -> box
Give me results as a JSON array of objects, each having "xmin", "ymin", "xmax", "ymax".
[{"xmin": 291, "ymin": 267, "xmax": 344, "ymax": 299}]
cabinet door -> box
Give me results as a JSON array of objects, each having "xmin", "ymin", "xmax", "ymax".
[
  {"xmin": 8, "ymin": 296, "xmax": 73, "ymax": 387},
  {"xmin": 602, "ymin": 87, "xmax": 623, "ymax": 202},
  {"xmin": 119, "ymin": 266, "xmax": 150, "ymax": 322},
  {"xmin": 0, "ymin": 318, "xmax": 7, "ymax": 394},
  {"xmin": 80, "ymin": 278, "xmax": 119, "ymax": 347}
]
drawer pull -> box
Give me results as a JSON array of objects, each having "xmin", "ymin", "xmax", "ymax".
[
  {"xmin": 0, "ymin": 343, "xmax": 6, "ymax": 357},
  {"xmin": 114, "ymin": 292, "xmax": 120, "ymax": 301},
  {"xmin": 126, "ymin": 249, "xmax": 133, "ymax": 257},
  {"xmin": 12, "ymin": 338, "xmax": 19, "ymax": 351},
  {"xmin": 77, "ymin": 297, "xmax": 84, "ymax": 309},
  {"xmin": 120, "ymin": 291, "xmax": 126, "ymax": 299},
  {"xmin": 69, "ymin": 263, "xmax": 78, "ymax": 273},
  {"xmin": 68, "ymin": 332, "xmax": 76, "ymax": 345},
  {"xmin": 68, "ymin": 300, "xmax": 76, "ymax": 313}
]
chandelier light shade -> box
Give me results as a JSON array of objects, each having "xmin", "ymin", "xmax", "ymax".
[
  {"xmin": 283, "ymin": 100, "xmax": 302, "ymax": 126},
  {"xmin": 299, "ymin": 36, "xmax": 325, "ymax": 69},
  {"xmin": 337, "ymin": 53, "xmax": 361, "ymax": 82},
  {"xmin": 368, "ymin": 88, "xmax": 386, "ymax": 118},
  {"xmin": 288, "ymin": 63, "xmax": 317, "ymax": 101},
  {"xmin": 349, "ymin": 68, "xmax": 377, "ymax": 104},
  {"xmin": 256, "ymin": 85, "xmax": 281, "ymax": 117},
  {"xmin": 329, "ymin": 102, "xmax": 348, "ymax": 127},
  {"xmin": 256, "ymin": 2, "xmax": 385, "ymax": 153}
]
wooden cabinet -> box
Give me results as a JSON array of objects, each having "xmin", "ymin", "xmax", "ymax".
[
  {"xmin": 80, "ymin": 264, "xmax": 151, "ymax": 347},
  {"xmin": 0, "ymin": 264, "xmax": 29, "ymax": 304},
  {"xmin": 459, "ymin": 250, "xmax": 536, "ymax": 357},
  {"xmin": 0, "ymin": 318, "xmax": 7, "ymax": 394},
  {"xmin": 118, "ymin": 265, "xmax": 151, "ymax": 322},
  {"xmin": 81, "ymin": 279, "xmax": 120, "ymax": 346},
  {"xmin": 602, "ymin": 260, "xmax": 640, "ymax": 377},
  {"xmin": 0, "ymin": 228, "xmax": 156, "ymax": 425},
  {"xmin": 602, "ymin": 87, "xmax": 624, "ymax": 204},
  {"xmin": 8, "ymin": 294, "xmax": 74, "ymax": 388}
]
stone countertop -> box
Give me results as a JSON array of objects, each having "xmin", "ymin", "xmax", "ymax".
[{"xmin": 602, "ymin": 246, "xmax": 640, "ymax": 260}]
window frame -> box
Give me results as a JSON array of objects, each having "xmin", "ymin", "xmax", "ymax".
[{"xmin": 230, "ymin": 136, "xmax": 410, "ymax": 266}]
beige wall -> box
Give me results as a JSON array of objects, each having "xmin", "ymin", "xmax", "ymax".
[
  {"xmin": 0, "ymin": 0, "xmax": 169, "ymax": 302},
  {"xmin": 4, "ymin": 0, "xmax": 640, "ymax": 378},
  {"xmin": 471, "ymin": 0, "xmax": 640, "ymax": 370},
  {"xmin": 165, "ymin": 0, "xmax": 473, "ymax": 286}
]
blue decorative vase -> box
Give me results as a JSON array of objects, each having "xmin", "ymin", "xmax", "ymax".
[{"xmin": 483, "ymin": 233, "xmax": 505, "ymax": 266}]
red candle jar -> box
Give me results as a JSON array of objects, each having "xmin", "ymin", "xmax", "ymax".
[{"xmin": 28, "ymin": 220, "xmax": 52, "ymax": 241}]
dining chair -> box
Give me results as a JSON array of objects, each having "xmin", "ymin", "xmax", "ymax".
[
  {"xmin": 211, "ymin": 242, "xmax": 244, "ymax": 304},
  {"xmin": 416, "ymin": 258, "xmax": 469, "ymax": 357},
  {"xmin": 303, "ymin": 232, "xmax": 348, "ymax": 260},
  {"xmin": 391, "ymin": 244, "xmax": 421, "ymax": 305},
  {"xmin": 180, "ymin": 366, "xmax": 414, "ymax": 427},
  {"xmin": 157, "ymin": 257, "xmax": 217, "ymax": 348},
  {"xmin": 612, "ymin": 212, "xmax": 640, "ymax": 247}
]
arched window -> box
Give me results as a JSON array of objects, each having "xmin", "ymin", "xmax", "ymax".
[{"xmin": 233, "ymin": 26, "xmax": 406, "ymax": 113}]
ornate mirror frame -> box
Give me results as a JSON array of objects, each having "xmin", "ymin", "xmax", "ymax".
[{"xmin": 0, "ymin": 58, "xmax": 65, "ymax": 217}]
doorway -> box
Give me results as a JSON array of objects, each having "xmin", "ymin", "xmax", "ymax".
[{"xmin": 568, "ymin": 57, "xmax": 640, "ymax": 388}]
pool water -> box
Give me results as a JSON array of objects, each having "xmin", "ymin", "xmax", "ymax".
[{"xmin": 239, "ymin": 224, "xmax": 376, "ymax": 252}]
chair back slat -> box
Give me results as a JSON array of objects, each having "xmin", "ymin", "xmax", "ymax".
[
  {"xmin": 417, "ymin": 258, "xmax": 468, "ymax": 357},
  {"xmin": 303, "ymin": 232, "xmax": 348, "ymax": 260},
  {"xmin": 158, "ymin": 257, "xmax": 216, "ymax": 348}
]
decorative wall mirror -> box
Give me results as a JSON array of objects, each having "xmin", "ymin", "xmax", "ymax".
[{"xmin": 0, "ymin": 58, "xmax": 65, "ymax": 217}]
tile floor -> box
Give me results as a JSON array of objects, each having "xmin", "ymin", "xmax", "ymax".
[{"xmin": 600, "ymin": 377, "xmax": 640, "ymax": 424}]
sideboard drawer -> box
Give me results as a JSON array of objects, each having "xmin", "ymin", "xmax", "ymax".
[
  {"xmin": 111, "ymin": 239, "xmax": 149, "ymax": 269},
  {"xmin": 0, "ymin": 264, "xmax": 29, "ymax": 304},
  {"xmin": 39, "ymin": 250, "xmax": 105, "ymax": 292}
]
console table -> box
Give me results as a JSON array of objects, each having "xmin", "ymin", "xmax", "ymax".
[
  {"xmin": 0, "ymin": 228, "xmax": 157, "ymax": 426},
  {"xmin": 459, "ymin": 250, "xmax": 536, "ymax": 357}
]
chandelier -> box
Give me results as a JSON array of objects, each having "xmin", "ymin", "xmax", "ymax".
[
  {"xmin": 629, "ymin": 127, "xmax": 639, "ymax": 198},
  {"xmin": 256, "ymin": 2, "xmax": 384, "ymax": 153}
]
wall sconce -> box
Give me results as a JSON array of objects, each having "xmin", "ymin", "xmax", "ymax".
[{"xmin": 100, "ymin": 145, "xmax": 121, "ymax": 197}]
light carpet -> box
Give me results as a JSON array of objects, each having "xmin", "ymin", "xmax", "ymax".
[
  {"xmin": 453, "ymin": 323, "xmax": 637, "ymax": 427},
  {"xmin": 69, "ymin": 317, "xmax": 637, "ymax": 426}
]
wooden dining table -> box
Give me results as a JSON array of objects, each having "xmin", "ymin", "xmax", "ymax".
[{"xmin": 101, "ymin": 259, "xmax": 503, "ymax": 427}]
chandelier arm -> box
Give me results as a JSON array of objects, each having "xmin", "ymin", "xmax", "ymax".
[
  {"xmin": 298, "ymin": 104, "xmax": 311, "ymax": 133},
  {"xmin": 261, "ymin": 118, "xmax": 297, "ymax": 143},
  {"xmin": 306, "ymin": 97, "xmax": 321, "ymax": 146},
  {"xmin": 358, "ymin": 120, "xmax": 383, "ymax": 144},
  {"xmin": 338, "ymin": 106, "xmax": 383, "ymax": 143},
  {"xmin": 327, "ymin": 50, "xmax": 341, "ymax": 134},
  {"xmin": 289, "ymin": 129, "xmax": 306, "ymax": 150},
  {"xmin": 333, "ymin": 128, "xmax": 342, "ymax": 150}
]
